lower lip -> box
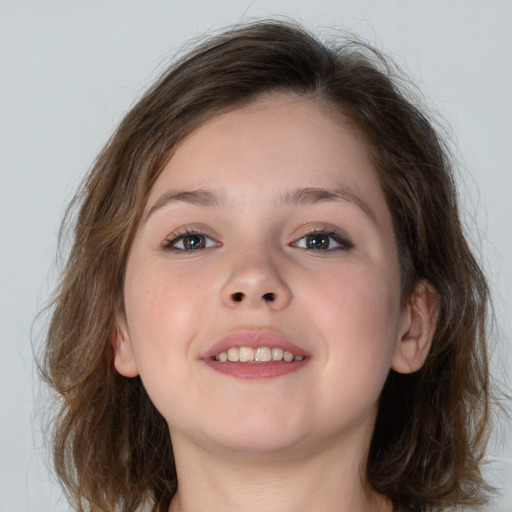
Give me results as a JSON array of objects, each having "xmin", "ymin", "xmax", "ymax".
[{"xmin": 203, "ymin": 358, "xmax": 309, "ymax": 379}]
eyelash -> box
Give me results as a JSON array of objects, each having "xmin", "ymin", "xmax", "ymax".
[
  {"xmin": 162, "ymin": 228, "xmax": 354, "ymax": 253},
  {"xmin": 162, "ymin": 229, "xmax": 219, "ymax": 252},
  {"xmin": 291, "ymin": 229, "xmax": 354, "ymax": 252}
]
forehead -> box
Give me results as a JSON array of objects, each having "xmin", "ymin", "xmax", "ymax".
[{"xmin": 145, "ymin": 94, "xmax": 389, "ymax": 224}]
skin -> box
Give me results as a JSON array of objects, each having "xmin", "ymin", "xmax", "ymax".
[{"xmin": 114, "ymin": 94, "xmax": 437, "ymax": 512}]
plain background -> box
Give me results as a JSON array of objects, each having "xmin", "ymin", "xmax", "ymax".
[{"xmin": 1, "ymin": 1, "xmax": 511, "ymax": 510}]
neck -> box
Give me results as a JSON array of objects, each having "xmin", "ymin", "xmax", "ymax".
[{"xmin": 167, "ymin": 431, "xmax": 391, "ymax": 512}]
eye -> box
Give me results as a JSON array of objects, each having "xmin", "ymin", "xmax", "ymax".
[
  {"xmin": 292, "ymin": 230, "xmax": 353, "ymax": 251},
  {"xmin": 163, "ymin": 231, "xmax": 219, "ymax": 251}
]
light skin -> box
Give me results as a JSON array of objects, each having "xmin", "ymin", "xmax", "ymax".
[{"xmin": 114, "ymin": 94, "xmax": 438, "ymax": 512}]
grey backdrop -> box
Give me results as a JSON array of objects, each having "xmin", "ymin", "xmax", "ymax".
[{"xmin": 1, "ymin": 1, "xmax": 510, "ymax": 510}]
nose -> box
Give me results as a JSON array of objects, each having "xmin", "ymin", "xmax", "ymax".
[{"xmin": 220, "ymin": 250, "xmax": 292, "ymax": 310}]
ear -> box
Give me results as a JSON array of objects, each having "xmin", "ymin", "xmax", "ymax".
[
  {"xmin": 392, "ymin": 280, "xmax": 438, "ymax": 374},
  {"xmin": 112, "ymin": 314, "xmax": 139, "ymax": 377}
]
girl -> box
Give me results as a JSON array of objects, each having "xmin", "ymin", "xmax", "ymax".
[{"xmin": 41, "ymin": 20, "xmax": 492, "ymax": 512}]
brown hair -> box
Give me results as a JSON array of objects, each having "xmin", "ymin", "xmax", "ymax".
[{"xmin": 41, "ymin": 20, "xmax": 491, "ymax": 511}]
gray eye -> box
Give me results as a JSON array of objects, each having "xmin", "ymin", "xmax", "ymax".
[
  {"xmin": 295, "ymin": 232, "xmax": 341, "ymax": 250},
  {"xmin": 169, "ymin": 233, "xmax": 218, "ymax": 250}
]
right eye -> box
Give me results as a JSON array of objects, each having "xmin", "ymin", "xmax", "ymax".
[{"xmin": 163, "ymin": 231, "xmax": 219, "ymax": 251}]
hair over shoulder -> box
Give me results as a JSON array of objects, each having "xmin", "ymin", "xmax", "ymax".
[{"xmin": 41, "ymin": 20, "xmax": 492, "ymax": 512}]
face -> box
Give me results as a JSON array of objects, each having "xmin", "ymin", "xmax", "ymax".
[{"xmin": 115, "ymin": 94, "xmax": 428, "ymax": 460}]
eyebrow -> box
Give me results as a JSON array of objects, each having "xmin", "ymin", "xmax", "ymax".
[
  {"xmin": 145, "ymin": 186, "xmax": 376, "ymax": 223},
  {"xmin": 145, "ymin": 189, "xmax": 227, "ymax": 221},
  {"xmin": 282, "ymin": 187, "xmax": 377, "ymax": 223}
]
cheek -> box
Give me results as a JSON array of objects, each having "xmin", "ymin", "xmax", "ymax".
[
  {"xmin": 308, "ymin": 262, "xmax": 401, "ymax": 378},
  {"xmin": 123, "ymin": 260, "xmax": 208, "ymax": 372}
]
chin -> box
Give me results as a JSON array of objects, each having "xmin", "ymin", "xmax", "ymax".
[
  {"xmin": 213, "ymin": 432, "xmax": 307, "ymax": 457},
  {"xmin": 179, "ymin": 410, "xmax": 311, "ymax": 456}
]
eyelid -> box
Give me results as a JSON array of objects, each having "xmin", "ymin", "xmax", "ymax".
[
  {"xmin": 290, "ymin": 226, "xmax": 354, "ymax": 252},
  {"xmin": 161, "ymin": 226, "xmax": 221, "ymax": 251}
]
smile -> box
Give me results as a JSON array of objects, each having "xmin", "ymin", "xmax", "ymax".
[
  {"xmin": 202, "ymin": 331, "xmax": 310, "ymax": 379},
  {"xmin": 214, "ymin": 346, "xmax": 305, "ymax": 363}
]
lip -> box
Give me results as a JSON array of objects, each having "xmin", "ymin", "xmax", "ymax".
[
  {"xmin": 202, "ymin": 330, "xmax": 311, "ymax": 380},
  {"xmin": 202, "ymin": 330, "xmax": 311, "ymax": 360}
]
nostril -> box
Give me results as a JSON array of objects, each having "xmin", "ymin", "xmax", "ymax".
[
  {"xmin": 263, "ymin": 292, "xmax": 275, "ymax": 302},
  {"xmin": 231, "ymin": 292, "xmax": 244, "ymax": 302}
]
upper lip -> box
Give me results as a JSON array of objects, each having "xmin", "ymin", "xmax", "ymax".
[{"xmin": 202, "ymin": 330, "xmax": 311, "ymax": 360}]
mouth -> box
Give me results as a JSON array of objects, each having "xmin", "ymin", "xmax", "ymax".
[
  {"xmin": 213, "ymin": 346, "xmax": 305, "ymax": 363},
  {"xmin": 202, "ymin": 331, "xmax": 310, "ymax": 379}
]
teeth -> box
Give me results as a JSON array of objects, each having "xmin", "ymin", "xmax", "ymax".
[
  {"xmin": 227, "ymin": 347, "xmax": 239, "ymax": 362},
  {"xmin": 239, "ymin": 347, "xmax": 254, "ymax": 362},
  {"xmin": 214, "ymin": 346, "xmax": 305, "ymax": 363},
  {"xmin": 255, "ymin": 347, "xmax": 272, "ymax": 362},
  {"xmin": 272, "ymin": 347, "xmax": 284, "ymax": 361}
]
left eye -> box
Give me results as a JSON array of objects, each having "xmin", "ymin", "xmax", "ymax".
[
  {"xmin": 164, "ymin": 232, "xmax": 218, "ymax": 251},
  {"xmin": 292, "ymin": 231, "xmax": 353, "ymax": 251}
]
